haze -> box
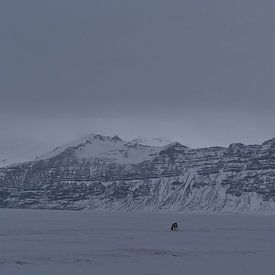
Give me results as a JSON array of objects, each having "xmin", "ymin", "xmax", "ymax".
[{"xmin": 1, "ymin": 0, "xmax": 275, "ymax": 163}]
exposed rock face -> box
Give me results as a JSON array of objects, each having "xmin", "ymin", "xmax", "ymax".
[{"xmin": 1, "ymin": 134, "xmax": 275, "ymax": 214}]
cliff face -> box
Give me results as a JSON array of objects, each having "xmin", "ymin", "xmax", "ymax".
[{"xmin": 1, "ymin": 135, "xmax": 275, "ymax": 214}]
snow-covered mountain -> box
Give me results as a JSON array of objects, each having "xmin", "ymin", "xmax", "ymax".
[
  {"xmin": 36, "ymin": 134, "xmax": 162, "ymax": 164},
  {"xmin": 0, "ymin": 134, "xmax": 275, "ymax": 214},
  {"xmin": 130, "ymin": 137, "xmax": 173, "ymax": 147}
]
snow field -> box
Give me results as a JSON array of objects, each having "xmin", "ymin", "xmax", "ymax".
[{"xmin": 1, "ymin": 209, "xmax": 275, "ymax": 275}]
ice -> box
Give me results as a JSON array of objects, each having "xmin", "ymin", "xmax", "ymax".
[{"xmin": 0, "ymin": 209, "xmax": 275, "ymax": 275}]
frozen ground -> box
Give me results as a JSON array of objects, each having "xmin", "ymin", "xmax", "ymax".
[{"xmin": 0, "ymin": 209, "xmax": 275, "ymax": 275}]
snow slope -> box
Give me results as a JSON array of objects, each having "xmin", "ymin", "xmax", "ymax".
[
  {"xmin": 130, "ymin": 137, "xmax": 173, "ymax": 147},
  {"xmin": 36, "ymin": 134, "xmax": 163, "ymax": 164},
  {"xmin": 1, "ymin": 209, "xmax": 275, "ymax": 275}
]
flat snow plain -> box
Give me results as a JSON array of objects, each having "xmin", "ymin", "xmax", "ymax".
[{"xmin": 1, "ymin": 209, "xmax": 275, "ymax": 275}]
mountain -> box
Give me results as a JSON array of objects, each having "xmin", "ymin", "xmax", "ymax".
[
  {"xmin": 130, "ymin": 137, "xmax": 173, "ymax": 147},
  {"xmin": 0, "ymin": 134, "xmax": 275, "ymax": 214},
  {"xmin": 35, "ymin": 134, "xmax": 162, "ymax": 164}
]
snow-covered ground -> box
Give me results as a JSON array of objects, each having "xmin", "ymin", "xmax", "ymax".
[{"xmin": 1, "ymin": 209, "xmax": 275, "ymax": 275}]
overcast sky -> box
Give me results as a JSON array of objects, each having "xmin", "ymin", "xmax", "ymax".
[{"xmin": 1, "ymin": 0, "xmax": 275, "ymax": 161}]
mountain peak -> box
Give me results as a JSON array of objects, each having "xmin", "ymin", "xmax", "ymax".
[
  {"xmin": 130, "ymin": 137, "xmax": 173, "ymax": 147},
  {"xmin": 111, "ymin": 135, "xmax": 122, "ymax": 142},
  {"xmin": 84, "ymin": 133, "xmax": 123, "ymax": 143},
  {"xmin": 262, "ymin": 137, "xmax": 275, "ymax": 146}
]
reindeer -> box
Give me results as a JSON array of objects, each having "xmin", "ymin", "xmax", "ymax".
[{"xmin": 171, "ymin": 222, "xmax": 178, "ymax": 231}]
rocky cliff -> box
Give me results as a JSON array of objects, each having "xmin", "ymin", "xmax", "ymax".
[{"xmin": 1, "ymin": 134, "xmax": 275, "ymax": 214}]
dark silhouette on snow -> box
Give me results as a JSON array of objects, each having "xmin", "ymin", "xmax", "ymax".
[{"xmin": 171, "ymin": 223, "xmax": 178, "ymax": 231}]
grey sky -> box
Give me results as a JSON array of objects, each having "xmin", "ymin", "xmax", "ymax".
[{"xmin": 1, "ymin": 0, "xmax": 275, "ymax": 161}]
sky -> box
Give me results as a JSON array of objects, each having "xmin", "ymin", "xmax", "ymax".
[{"xmin": 1, "ymin": 0, "xmax": 275, "ymax": 162}]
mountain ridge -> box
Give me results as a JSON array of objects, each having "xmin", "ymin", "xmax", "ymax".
[{"xmin": 0, "ymin": 133, "xmax": 275, "ymax": 214}]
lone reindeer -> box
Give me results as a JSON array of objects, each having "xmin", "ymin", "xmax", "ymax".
[{"xmin": 171, "ymin": 222, "xmax": 178, "ymax": 231}]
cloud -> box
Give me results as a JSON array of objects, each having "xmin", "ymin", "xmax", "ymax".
[{"xmin": 0, "ymin": 0, "xmax": 275, "ymax": 158}]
